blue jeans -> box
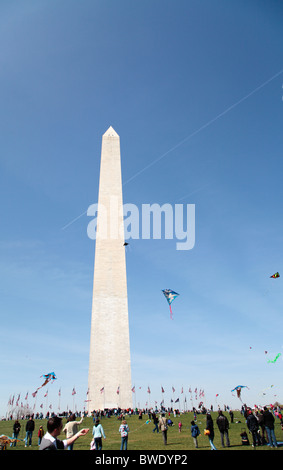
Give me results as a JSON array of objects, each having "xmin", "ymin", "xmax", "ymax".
[
  {"xmin": 10, "ymin": 432, "xmax": 19, "ymax": 447},
  {"xmin": 152, "ymin": 423, "xmax": 159, "ymax": 433},
  {"xmin": 266, "ymin": 427, "xmax": 278, "ymax": 447},
  {"xmin": 120, "ymin": 436, "xmax": 128, "ymax": 450},
  {"xmin": 209, "ymin": 437, "xmax": 217, "ymax": 450},
  {"xmin": 25, "ymin": 431, "xmax": 33, "ymax": 446}
]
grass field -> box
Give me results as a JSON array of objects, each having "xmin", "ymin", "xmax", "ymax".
[{"xmin": 1, "ymin": 410, "xmax": 283, "ymax": 451}]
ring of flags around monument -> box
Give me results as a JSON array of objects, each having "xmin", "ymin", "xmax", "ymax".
[{"xmin": 7, "ymin": 379, "xmax": 282, "ymax": 414}]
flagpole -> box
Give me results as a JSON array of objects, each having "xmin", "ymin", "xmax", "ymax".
[
  {"xmin": 58, "ymin": 388, "xmax": 61, "ymax": 413},
  {"xmin": 33, "ymin": 393, "xmax": 37, "ymax": 415},
  {"xmin": 147, "ymin": 386, "xmax": 151, "ymax": 409},
  {"xmin": 117, "ymin": 385, "xmax": 120, "ymax": 409},
  {"xmin": 45, "ymin": 390, "xmax": 48, "ymax": 416},
  {"xmin": 189, "ymin": 387, "xmax": 193, "ymax": 411},
  {"xmin": 161, "ymin": 385, "xmax": 164, "ymax": 411}
]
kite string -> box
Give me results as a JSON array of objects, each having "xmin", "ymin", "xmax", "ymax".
[{"xmin": 98, "ymin": 420, "xmax": 150, "ymax": 438}]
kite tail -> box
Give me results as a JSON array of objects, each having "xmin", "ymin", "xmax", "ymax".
[{"xmin": 169, "ymin": 305, "xmax": 173, "ymax": 320}]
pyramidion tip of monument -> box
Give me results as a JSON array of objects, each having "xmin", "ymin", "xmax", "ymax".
[{"xmin": 103, "ymin": 126, "xmax": 119, "ymax": 137}]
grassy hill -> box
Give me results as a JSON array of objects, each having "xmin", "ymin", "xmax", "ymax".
[{"xmin": 1, "ymin": 410, "xmax": 283, "ymax": 451}]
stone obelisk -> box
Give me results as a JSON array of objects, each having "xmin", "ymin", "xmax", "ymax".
[{"xmin": 88, "ymin": 126, "xmax": 132, "ymax": 411}]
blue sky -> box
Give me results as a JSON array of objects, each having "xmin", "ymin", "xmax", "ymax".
[{"xmin": 1, "ymin": 0, "xmax": 283, "ymax": 416}]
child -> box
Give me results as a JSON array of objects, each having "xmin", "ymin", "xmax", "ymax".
[
  {"xmin": 190, "ymin": 420, "xmax": 200, "ymax": 448},
  {"xmin": 178, "ymin": 421, "xmax": 182, "ymax": 432},
  {"xmin": 38, "ymin": 425, "xmax": 44, "ymax": 446},
  {"xmin": 119, "ymin": 420, "xmax": 129, "ymax": 450}
]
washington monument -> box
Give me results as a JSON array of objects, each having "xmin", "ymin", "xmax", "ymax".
[{"xmin": 88, "ymin": 126, "xmax": 132, "ymax": 411}]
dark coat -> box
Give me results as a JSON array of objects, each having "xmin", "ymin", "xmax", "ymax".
[
  {"xmin": 263, "ymin": 410, "xmax": 275, "ymax": 429},
  {"xmin": 26, "ymin": 419, "xmax": 35, "ymax": 432},
  {"xmin": 216, "ymin": 414, "xmax": 229, "ymax": 432},
  {"xmin": 247, "ymin": 414, "xmax": 259, "ymax": 432},
  {"xmin": 206, "ymin": 416, "xmax": 215, "ymax": 439}
]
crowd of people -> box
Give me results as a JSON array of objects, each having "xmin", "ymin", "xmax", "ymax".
[
  {"xmin": 188, "ymin": 404, "xmax": 282, "ymax": 450},
  {"xmin": 3, "ymin": 404, "xmax": 283, "ymax": 450}
]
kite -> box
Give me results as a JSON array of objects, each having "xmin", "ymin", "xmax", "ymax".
[
  {"xmin": 270, "ymin": 272, "xmax": 280, "ymax": 278},
  {"xmin": 267, "ymin": 353, "xmax": 281, "ymax": 363},
  {"xmin": 162, "ymin": 289, "xmax": 179, "ymax": 319},
  {"xmin": 0, "ymin": 435, "xmax": 24, "ymax": 449},
  {"xmin": 231, "ymin": 385, "xmax": 249, "ymax": 401},
  {"xmin": 33, "ymin": 372, "xmax": 57, "ymax": 394},
  {"xmin": 259, "ymin": 385, "xmax": 274, "ymax": 396}
]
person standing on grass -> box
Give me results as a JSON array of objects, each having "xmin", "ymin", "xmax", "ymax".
[
  {"xmin": 25, "ymin": 416, "xmax": 35, "ymax": 447},
  {"xmin": 257, "ymin": 410, "xmax": 268, "ymax": 444},
  {"xmin": 63, "ymin": 413, "xmax": 84, "ymax": 450},
  {"xmin": 92, "ymin": 418, "xmax": 106, "ymax": 450},
  {"xmin": 152, "ymin": 412, "xmax": 159, "ymax": 433},
  {"xmin": 246, "ymin": 409, "xmax": 261, "ymax": 447},
  {"xmin": 190, "ymin": 420, "xmax": 201, "ymax": 448},
  {"xmin": 38, "ymin": 425, "xmax": 44, "ymax": 446},
  {"xmin": 216, "ymin": 410, "xmax": 230, "ymax": 447},
  {"xmin": 158, "ymin": 413, "xmax": 168, "ymax": 445},
  {"xmin": 263, "ymin": 406, "xmax": 278, "ymax": 448},
  {"xmin": 119, "ymin": 419, "xmax": 129, "ymax": 450},
  {"xmin": 10, "ymin": 420, "xmax": 21, "ymax": 447},
  {"xmin": 206, "ymin": 413, "xmax": 217, "ymax": 450}
]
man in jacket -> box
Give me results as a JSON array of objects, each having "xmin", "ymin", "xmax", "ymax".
[
  {"xmin": 216, "ymin": 410, "xmax": 230, "ymax": 447},
  {"xmin": 246, "ymin": 409, "xmax": 261, "ymax": 447},
  {"xmin": 25, "ymin": 417, "xmax": 35, "ymax": 447},
  {"xmin": 263, "ymin": 407, "xmax": 278, "ymax": 447},
  {"xmin": 158, "ymin": 413, "xmax": 168, "ymax": 445}
]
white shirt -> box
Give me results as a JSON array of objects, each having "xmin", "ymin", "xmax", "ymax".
[{"xmin": 44, "ymin": 432, "xmax": 68, "ymax": 449}]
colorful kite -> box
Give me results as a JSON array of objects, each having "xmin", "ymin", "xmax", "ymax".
[
  {"xmin": 33, "ymin": 372, "xmax": 57, "ymax": 395},
  {"xmin": 267, "ymin": 353, "xmax": 281, "ymax": 364},
  {"xmin": 270, "ymin": 272, "xmax": 280, "ymax": 278},
  {"xmin": 0, "ymin": 434, "xmax": 24, "ymax": 449},
  {"xmin": 231, "ymin": 385, "xmax": 249, "ymax": 401},
  {"xmin": 162, "ymin": 289, "xmax": 179, "ymax": 319}
]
